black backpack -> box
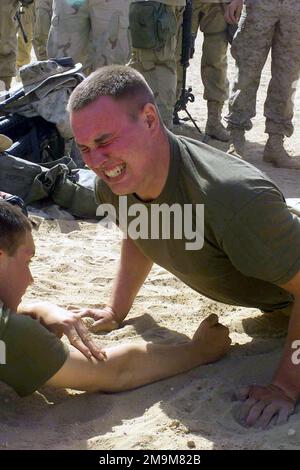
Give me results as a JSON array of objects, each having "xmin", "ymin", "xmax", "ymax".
[{"xmin": 0, "ymin": 113, "xmax": 65, "ymax": 165}]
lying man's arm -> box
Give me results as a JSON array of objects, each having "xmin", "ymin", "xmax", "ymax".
[
  {"xmin": 46, "ymin": 314, "xmax": 231, "ymax": 393},
  {"xmin": 238, "ymin": 271, "xmax": 300, "ymax": 428}
]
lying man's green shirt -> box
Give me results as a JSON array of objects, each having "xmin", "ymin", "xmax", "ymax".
[{"xmin": 0, "ymin": 301, "xmax": 68, "ymax": 396}]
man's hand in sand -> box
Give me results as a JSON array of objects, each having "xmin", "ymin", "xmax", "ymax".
[
  {"xmin": 193, "ymin": 314, "xmax": 231, "ymax": 363},
  {"xmin": 236, "ymin": 383, "xmax": 295, "ymax": 428},
  {"xmin": 19, "ymin": 302, "xmax": 106, "ymax": 360},
  {"xmin": 225, "ymin": 0, "xmax": 243, "ymax": 24},
  {"xmin": 71, "ymin": 306, "xmax": 120, "ymax": 333}
]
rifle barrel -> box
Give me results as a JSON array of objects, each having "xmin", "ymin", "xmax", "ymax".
[{"xmin": 14, "ymin": 10, "xmax": 28, "ymax": 43}]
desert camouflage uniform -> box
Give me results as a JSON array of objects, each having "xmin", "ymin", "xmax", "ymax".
[
  {"xmin": 33, "ymin": 0, "xmax": 52, "ymax": 60},
  {"xmin": 226, "ymin": 0, "xmax": 300, "ymax": 137},
  {"xmin": 177, "ymin": 0, "xmax": 229, "ymax": 104},
  {"xmin": 129, "ymin": 0, "xmax": 185, "ymax": 129},
  {"xmin": 17, "ymin": 1, "xmax": 36, "ymax": 68},
  {"xmin": 47, "ymin": 0, "xmax": 131, "ymax": 75},
  {"xmin": 0, "ymin": 0, "xmax": 19, "ymax": 89}
]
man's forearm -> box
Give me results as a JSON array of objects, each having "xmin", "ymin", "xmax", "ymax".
[
  {"xmin": 47, "ymin": 339, "xmax": 201, "ymax": 393},
  {"xmin": 108, "ymin": 237, "xmax": 153, "ymax": 322},
  {"xmin": 46, "ymin": 314, "xmax": 231, "ymax": 392}
]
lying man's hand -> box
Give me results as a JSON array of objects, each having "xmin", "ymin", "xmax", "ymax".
[
  {"xmin": 236, "ymin": 383, "xmax": 296, "ymax": 428},
  {"xmin": 193, "ymin": 313, "xmax": 232, "ymax": 363},
  {"xmin": 19, "ymin": 302, "xmax": 106, "ymax": 360},
  {"xmin": 70, "ymin": 306, "xmax": 120, "ymax": 333}
]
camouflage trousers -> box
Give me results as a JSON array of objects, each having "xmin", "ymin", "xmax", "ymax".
[
  {"xmin": 177, "ymin": 1, "xmax": 229, "ymax": 105},
  {"xmin": 129, "ymin": 5, "xmax": 184, "ymax": 129},
  {"xmin": 17, "ymin": 0, "xmax": 52, "ymax": 66},
  {"xmin": 34, "ymin": 0, "xmax": 52, "ymax": 60},
  {"xmin": 226, "ymin": 0, "xmax": 300, "ymax": 137},
  {"xmin": 47, "ymin": 0, "xmax": 131, "ymax": 75},
  {"xmin": 17, "ymin": 2, "xmax": 36, "ymax": 69},
  {"xmin": 0, "ymin": 0, "xmax": 19, "ymax": 86}
]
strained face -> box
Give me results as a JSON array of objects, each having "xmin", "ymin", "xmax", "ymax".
[{"xmin": 71, "ymin": 96, "xmax": 157, "ymax": 198}]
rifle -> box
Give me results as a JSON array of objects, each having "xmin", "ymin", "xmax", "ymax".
[
  {"xmin": 13, "ymin": 1, "xmax": 34, "ymax": 44},
  {"xmin": 173, "ymin": 0, "xmax": 202, "ymax": 136}
]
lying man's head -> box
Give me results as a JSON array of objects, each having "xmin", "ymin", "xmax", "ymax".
[
  {"xmin": 0, "ymin": 201, "xmax": 34, "ymax": 311},
  {"xmin": 68, "ymin": 66, "xmax": 166, "ymax": 199}
]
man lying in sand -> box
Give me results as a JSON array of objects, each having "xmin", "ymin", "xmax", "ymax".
[
  {"xmin": 68, "ymin": 65, "xmax": 300, "ymax": 428},
  {"xmin": 0, "ymin": 200, "xmax": 230, "ymax": 397}
]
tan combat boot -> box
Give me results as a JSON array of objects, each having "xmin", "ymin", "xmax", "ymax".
[
  {"xmin": 263, "ymin": 134, "xmax": 300, "ymax": 169},
  {"xmin": 0, "ymin": 77, "xmax": 12, "ymax": 91},
  {"xmin": 0, "ymin": 134, "xmax": 13, "ymax": 153},
  {"xmin": 227, "ymin": 128, "xmax": 246, "ymax": 158},
  {"xmin": 205, "ymin": 101, "xmax": 230, "ymax": 142}
]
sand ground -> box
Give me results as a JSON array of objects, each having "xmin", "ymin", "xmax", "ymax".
[{"xmin": 1, "ymin": 34, "xmax": 300, "ymax": 450}]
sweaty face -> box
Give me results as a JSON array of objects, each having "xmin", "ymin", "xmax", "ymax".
[
  {"xmin": 0, "ymin": 231, "xmax": 35, "ymax": 311},
  {"xmin": 71, "ymin": 96, "xmax": 157, "ymax": 199}
]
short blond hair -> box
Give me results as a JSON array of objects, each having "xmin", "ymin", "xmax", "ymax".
[{"xmin": 68, "ymin": 65, "xmax": 157, "ymax": 120}]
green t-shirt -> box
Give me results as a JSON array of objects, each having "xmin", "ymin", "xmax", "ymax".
[
  {"xmin": 95, "ymin": 132, "xmax": 300, "ymax": 311},
  {"xmin": 0, "ymin": 300, "xmax": 68, "ymax": 396}
]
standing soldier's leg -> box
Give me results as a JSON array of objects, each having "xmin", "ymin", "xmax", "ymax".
[
  {"xmin": 200, "ymin": 3, "xmax": 229, "ymax": 142},
  {"xmin": 90, "ymin": 0, "xmax": 131, "ymax": 70},
  {"xmin": 47, "ymin": 0, "xmax": 91, "ymax": 73},
  {"xmin": 16, "ymin": 2, "xmax": 35, "ymax": 69},
  {"xmin": 0, "ymin": 0, "xmax": 19, "ymax": 90},
  {"xmin": 33, "ymin": 0, "xmax": 52, "ymax": 60},
  {"xmin": 225, "ymin": 0, "xmax": 277, "ymax": 155},
  {"xmin": 263, "ymin": 0, "xmax": 300, "ymax": 169},
  {"xmin": 129, "ymin": 3, "xmax": 184, "ymax": 129}
]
